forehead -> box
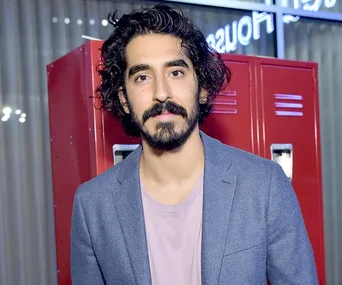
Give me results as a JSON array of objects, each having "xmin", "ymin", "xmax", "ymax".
[{"xmin": 125, "ymin": 34, "xmax": 192, "ymax": 67}]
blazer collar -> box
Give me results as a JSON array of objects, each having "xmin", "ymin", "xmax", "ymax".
[
  {"xmin": 200, "ymin": 132, "xmax": 237, "ymax": 285},
  {"xmin": 115, "ymin": 131, "xmax": 237, "ymax": 285},
  {"xmin": 112, "ymin": 144, "xmax": 152, "ymax": 285},
  {"xmin": 116, "ymin": 131, "xmax": 233, "ymax": 184}
]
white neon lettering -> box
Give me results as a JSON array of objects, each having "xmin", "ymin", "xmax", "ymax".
[
  {"xmin": 237, "ymin": 16, "xmax": 253, "ymax": 46},
  {"xmin": 302, "ymin": 0, "xmax": 323, "ymax": 11},
  {"xmin": 252, "ymin": 11, "xmax": 274, "ymax": 40},
  {"xmin": 324, "ymin": 0, "xmax": 337, "ymax": 8},
  {"xmin": 283, "ymin": 15, "xmax": 300, "ymax": 23},
  {"xmin": 207, "ymin": 0, "xmax": 337, "ymax": 53},
  {"xmin": 281, "ymin": 0, "xmax": 301, "ymax": 9},
  {"xmin": 206, "ymin": 34, "xmax": 216, "ymax": 50},
  {"xmin": 215, "ymin": 28, "xmax": 225, "ymax": 53},
  {"xmin": 293, "ymin": 0, "xmax": 301, "ymax": 9},
  {"xmin": 225, "ymin": 22, "xmax": 238, "ymax": 52}
]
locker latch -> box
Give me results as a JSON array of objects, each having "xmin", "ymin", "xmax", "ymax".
[
  {"xmin": 270, "ymin": 144, "xmax": 293, "ymax": 182},
  {"xmin": 112, "ymin": 144, "xmax": 140, "ymax": 165}
]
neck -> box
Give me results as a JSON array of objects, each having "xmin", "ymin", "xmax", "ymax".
[{"xmin": 140, "ymin": 126, "xmax": 205, "ymax": 185}]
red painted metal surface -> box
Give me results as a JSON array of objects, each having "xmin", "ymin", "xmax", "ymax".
[
  {"xmin": 83, "ymin": 41, "xmax": 140, "ymax": 175},
  {"xmin": 47, "ymin": 40, "xmax": 325, "ymax": 285},
  {"xmin": 47, "ymin": 41, "xmax": 139, "ymax": 285},
  {"xmin": 47, "ymin": 45, "xmax": 91, "ymax": 285},
  {"xmin": 201, "ymin": 56, "xmax": 258, "ymax": 154},
  {"xmin": 255, "ymin": 57, "xmax": 326, "ymax": 285}
]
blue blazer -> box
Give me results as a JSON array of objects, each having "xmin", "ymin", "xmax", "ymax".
[{"xmin": 71, "ymin": 132, "xmax": 318, "ymax": 285}]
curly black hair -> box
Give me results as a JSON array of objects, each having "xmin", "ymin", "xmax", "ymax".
[{"xmin": 96, "ymin": 3, "xmax": 231, "ymax": 137}]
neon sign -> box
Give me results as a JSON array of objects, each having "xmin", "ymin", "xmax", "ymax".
[
  {"xmin": 207, "ymin": 11, "xmax": 274, "ymax": 53},
  {"xmin": 275, "ymin": 0, "xmax": 337, "ymax": 11},
  {"xmin": 206, "ymin": 0, "xmax": 338, "ymax": 53}
]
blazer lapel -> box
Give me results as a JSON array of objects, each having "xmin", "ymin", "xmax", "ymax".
[
  {"xmin": 110, "ymin": 132, "xmax": 237, "ymax": 285},
  {"xmin": 112, "ymin": 146, "xmax": 152, "ymax": 285},
  {"xmin": 201, "ymin": 132, "xmax": 237, "ymax": 285}
]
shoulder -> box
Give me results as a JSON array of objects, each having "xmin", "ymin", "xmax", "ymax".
[
  {"xmin": 73, "ymin": 165, "xmax": 120, "ymax": 206},
  {"xmin": 73, "ymin": 144, "xmax": 141, "ymax": 205},
  {"xmin": 203, "ymin": 132, "xmax": 279, "ymax": 179},
  {"xmin": 202, "ymin": 133, "xmax": 291, "ymax": 204}
]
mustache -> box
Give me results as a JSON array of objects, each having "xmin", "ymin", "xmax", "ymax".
[{"xmin": 142, "ymin": 101, "xmax": 188, "ymax": 123}]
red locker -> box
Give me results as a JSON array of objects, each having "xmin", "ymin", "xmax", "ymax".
[
  {"xmin": 255, "ymin": 57, "xmax": 325, "ymax": 285},
  {"xmin": 202, "ymin": 56, "xmax": 258, "ymax": 154},
  {"xmin": 47, "ymin": 40, "xmax": 325, "ymax": 285},
  {"xmin": 47, "ymin": 40, "xmax": 140, "ymax": 285}
]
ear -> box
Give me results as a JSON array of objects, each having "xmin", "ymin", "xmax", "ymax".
[
  {"xmin": 118, "ymin": 87, "xmax": 130, "ymax": 114},
  {"xmin": 199, "ymin": 89, "xmax": 208, "ymax": 104}
]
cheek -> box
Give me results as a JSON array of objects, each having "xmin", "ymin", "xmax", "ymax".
[
  {"xmin": 127, "ymin": 88, "xmax": 152, "ymax": 116},
  {"xmin": 137, "ymin": 90, "xmax": 152, "ymax": 109},
  {"xmin": 174, "ymin": 89, "xmax": 198, "ymax": 111},
  {"xmin": 172, "ymin": 78, "xmax": 198, "ymax": 101}
]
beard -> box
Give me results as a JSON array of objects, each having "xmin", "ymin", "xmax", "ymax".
[{"xmin": 127, "ymin": 97, "xmax": 200, "ymax": 151}]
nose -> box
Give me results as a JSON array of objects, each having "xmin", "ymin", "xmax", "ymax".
[{"xmin": 153, "ymin": 76, "xmax": 171, "ymax": 103}]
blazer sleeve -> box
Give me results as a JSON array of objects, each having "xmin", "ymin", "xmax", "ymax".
[
  {"xmin": 70, "ymin": 190, "xmax": 105, "ymax": 285},
  {"xmin": 266, "ymin": 162, "xmax": 319, "ymax": 285}
]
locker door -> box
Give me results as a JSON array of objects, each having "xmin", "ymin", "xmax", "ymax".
[
  {"xmin": 201, "ymin": 56, "xmax": 257, "ymax": 153},
  {"xmin": 256, "ymin": 59, "xmax": 325, "ymax": 285},
  {"xmin": 85, "ymin": 41, "xmax": 140, "ymax": 173}
]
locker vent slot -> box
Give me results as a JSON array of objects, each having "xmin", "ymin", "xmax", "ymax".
[
  {"xmin": 274, "ymin": 93, "xmax": 303, "ymax": 117},
  {"xmin": 213, "ymin": 90, "xmax": 237, "ymax": 114}
]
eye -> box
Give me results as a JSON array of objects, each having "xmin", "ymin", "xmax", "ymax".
[
  {"xmin": 136, "ymin": 75, "xmax": 148, "ymax": 82},
  {"xmin": 170, "ymin": 70, "xmax": 184, "ymax": 78}
]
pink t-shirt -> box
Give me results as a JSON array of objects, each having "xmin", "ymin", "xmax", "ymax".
[{"xmin": 141, "ymin": 173, "xmax": 203, "ymax": 285}]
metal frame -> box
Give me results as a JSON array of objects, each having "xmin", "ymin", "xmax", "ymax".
[{"xmin": 168, "ymin": 0, "xmax": 342, "ymax": 58}]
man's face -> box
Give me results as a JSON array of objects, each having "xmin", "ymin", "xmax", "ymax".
[{"xmin": 120, "ymin": 34, "xmax": 204, "ymax": 150}]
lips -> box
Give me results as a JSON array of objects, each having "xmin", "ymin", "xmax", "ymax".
[
  {"xmin": 155, "ymin": 111, "xmax": 177, "ymax": 118},
  {"xmin": 160, "ymin": 110, "xmax": 173, "ymax": 115}
]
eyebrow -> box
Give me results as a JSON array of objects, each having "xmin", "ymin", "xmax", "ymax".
[
  {"xmin": 128, "ymin": 64, "xmax": 151, "ymax": 78},
  {"xmin": 128, "ymin": 59, "xmax": 190, "ymax": 78},
  {"xmin": 165, "ymin": 59, "xmax": 189, "ymax": 69}
]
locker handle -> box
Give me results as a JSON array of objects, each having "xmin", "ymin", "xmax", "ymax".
[
  {"xmin": 270, "ymin": 144, "xmax": 293, "ymax": 182},
  {"xmin": 112, "ymin": 144, "xmax": 140, "ymax": 165}
]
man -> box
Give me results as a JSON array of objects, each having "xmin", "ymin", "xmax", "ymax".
[{"xmin": 71, "ymin": 4, "xmax": 318, "ymax": 285}]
